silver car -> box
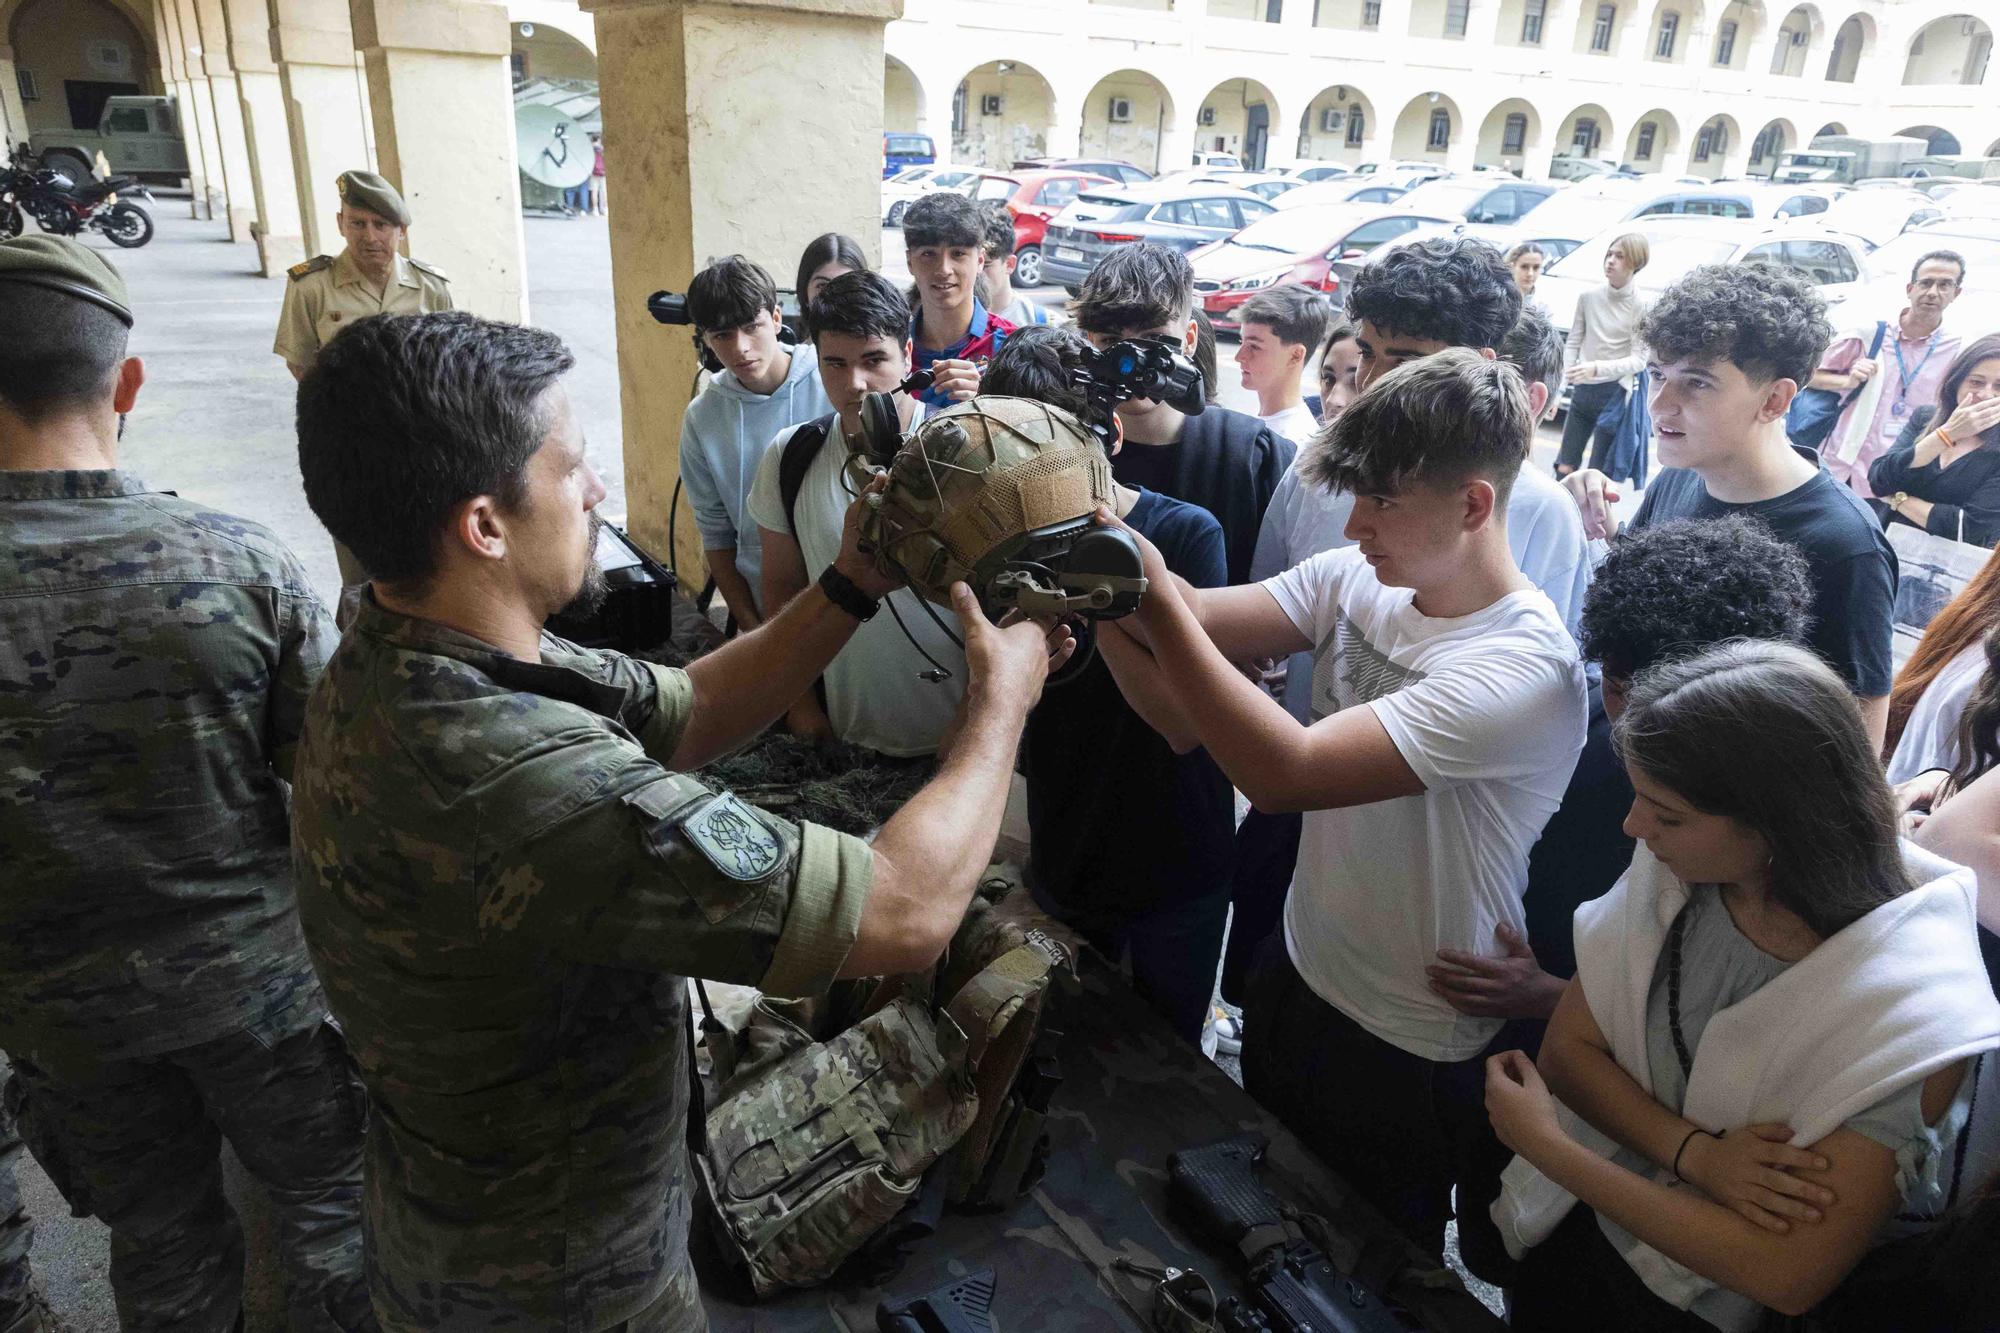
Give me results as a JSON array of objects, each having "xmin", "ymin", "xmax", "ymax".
[{"xmin": 1040, "ymin": 183, "xmax": 1276, "ymax": 293}]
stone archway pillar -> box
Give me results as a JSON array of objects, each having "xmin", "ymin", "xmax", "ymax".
[
  {"xmin": 1522, "ymin": 134, "xmax": 1556, "ymax": 180},
  {"xmin": 166, "ymin": 0, "xmax": 228, "ymax": 219},
  {"xmin": 577, "ymin": 0, "xmax": 901, "ymax": 576},
  {"xmin": 267, "ymin": 0, "xmax": 375, "ymax": 258},
  {"xmin": 220, "ymin": 0, "xmax": 305, "ymax": 270},
  {"xmin": 0, "ymin": 44, "xmax": 29, "ymax": 149},
  {"xmin": 192, "ymin": 0, "xmax": 261, "ymax": 242},
  {"xmin": 1046, "ymin": 88, "xmax": 1082, "ymax": 160},
  {"xmin": 348, "ymin": 0, "xmax": 526, "ymax": 321}
]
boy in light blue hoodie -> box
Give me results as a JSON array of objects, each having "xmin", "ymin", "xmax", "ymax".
[{"xmin": 680, "ymin": 256, "xmax": 829, "ymax": 630}]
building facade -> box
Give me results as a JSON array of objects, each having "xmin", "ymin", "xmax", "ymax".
[{"xmin": 882, "ymin": 0, "xmax": 1997, "ymax": 179}]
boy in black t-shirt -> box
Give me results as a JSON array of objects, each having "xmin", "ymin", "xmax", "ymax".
[
  {"xmin": 1071, "ymin": 244, "xmax": 1292, "ymax": 584},
  {"xmin": 981, "ymin": 327, "xmax": 1232, "ymax": 1045},
  {"xmin": 1565, "ymin": 263, "xmax": 1898, "ymax": 748}
]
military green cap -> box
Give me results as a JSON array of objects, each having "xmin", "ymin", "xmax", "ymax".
[
  {"xmin": 0, "ymin": 234, "xmax": 132, "ymax": 326},
  {"xmin": 335, "ymin": 170, "xmax": 411, "ymax": 227}
]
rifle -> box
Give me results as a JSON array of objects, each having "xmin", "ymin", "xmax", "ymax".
[{"xmin": 1169, "ymin": 1137, "xmax": 1411, "ymax": 1333}]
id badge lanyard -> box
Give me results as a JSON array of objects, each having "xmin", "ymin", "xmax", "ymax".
[{"xmin": 1890, "ymin": 332, "xmax": 1941, "ymax": 420}]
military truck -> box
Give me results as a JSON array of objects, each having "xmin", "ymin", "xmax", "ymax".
[
  {"xmin": 1773, "ymin": 135, "xmax": 1927, "ymax": 186},
  {"xmin": 28, "ymin": 94, "xmax": 189, "ymax": 184}
]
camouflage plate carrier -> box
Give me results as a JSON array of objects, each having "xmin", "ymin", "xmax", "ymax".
[{"xmin": 694, "ymin": 884, "xmax": 1076, "ymax": 1297}]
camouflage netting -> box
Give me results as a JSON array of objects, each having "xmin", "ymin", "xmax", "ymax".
[{"xmin": 695, "ymin": 735, "xmax": 934, "ymax": 837}]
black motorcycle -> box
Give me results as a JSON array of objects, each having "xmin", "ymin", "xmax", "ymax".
[{"xmin": 2, "ymin": 145, "xmax": 155, "ymax": 248}]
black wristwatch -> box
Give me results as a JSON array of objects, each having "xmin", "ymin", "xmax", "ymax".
[{"xmin": 817, "ymin": 564, "xmax": 880, "ymax": 621}]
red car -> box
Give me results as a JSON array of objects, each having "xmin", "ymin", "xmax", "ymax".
[
  {"xmin": 1190, "ymin": 203, "xmax": 1445, "ymax": 331},
  {"xmin": 1000, "ymin": 169, "xmax": 1113, "ymax": 287}
]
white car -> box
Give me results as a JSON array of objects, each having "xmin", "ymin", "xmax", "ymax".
[
  {"xmin": 1185, "ymin": 172, "xmax": 1304, "ymax": 202},
  {"xmin": 1817, "ymin": 188, "xmax": 1947, "ymax": 248},
  {"xmin": 1859, "ymin": 225, "xmax": 2000, "ymax": 302},
  {"xmin": 882, "ymin": 166, "xmax": 976, "ymax": 227},
  {"xmin": 1274, "ymin": 177, "xmax": 1420, "ymax": 211},
  {"xmin": 1535, "ymin": 216, "xmax": 1873, "ymax": 338}
]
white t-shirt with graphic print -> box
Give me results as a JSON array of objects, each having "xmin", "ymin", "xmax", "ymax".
[{"xmin": 1264, "ymin": 546, "xmax": 1587, "ymax": 1062}]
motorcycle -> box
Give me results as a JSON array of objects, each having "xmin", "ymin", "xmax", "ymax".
[{"xmin": 2, "ymin": 145, "xmax": 155, "ymax": 248}]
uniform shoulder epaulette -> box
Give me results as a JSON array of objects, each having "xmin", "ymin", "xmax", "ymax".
[
  {"xmin": 288, "ymin": 254, "xmax": 333, "ymax": 281},
  {"xmin": 408, "ymin": 257, "xmax": 450, "ymax": 283}
]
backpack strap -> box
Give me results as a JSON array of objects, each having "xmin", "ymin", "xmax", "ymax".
[{"xmin": 779, "ymin": 414, "xmax": 836, "ymax": 543}]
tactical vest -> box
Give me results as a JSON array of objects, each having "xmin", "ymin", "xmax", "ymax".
[{"xmin": 693, "ymin": 886, "xmax": 1072, "ymax": 1296}]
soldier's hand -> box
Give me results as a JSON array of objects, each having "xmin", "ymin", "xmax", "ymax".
[
  {"xmin": 1092, "ymin": 506, "xmax": 1176, "ymax": 624},
  {"xmin": 953, "ymin": 582, "xmax": 1071, "ymax": 708},
  {"xmin": 834, "ymin": 474, "xmax": 901, "ymax": 601}
]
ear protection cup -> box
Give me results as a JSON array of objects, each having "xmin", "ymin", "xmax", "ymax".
[{"xmin": 859, "ymin": 391, "xmax": 904, "ymax": 469}]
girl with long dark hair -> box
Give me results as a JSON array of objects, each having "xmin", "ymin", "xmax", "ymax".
[
  {"xmin": 1486, "ymin": 641, "xmax": 2000, "ymax": 1332},
  {"xmin": 1886, "ymin": 543, "xmax": 2000, "ymax": 778},
  {"xmin": 793, "ymin": 233, "xmax": 869, "ymax": 336},
  {"xmin": 1869, "ymin": 333, "xmax": 2000, "ymax": 547}
]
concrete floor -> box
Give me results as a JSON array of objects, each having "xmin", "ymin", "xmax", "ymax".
[{"xmin": 11, "ymin": 203, "xmax": 1594, "ymax": 1327}]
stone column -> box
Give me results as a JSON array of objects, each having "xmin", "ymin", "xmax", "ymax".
[
  {"xmin": 193, "ymin": 0, "xmax": 261, "ymax": 242},
  {"xmin": 219, "ymin": 0, "xmax": 307, "ymax": 272},
  {"xmin": 0, "ymin": 45, "xmax": 29, "ymax": 150},
  {"xmin": 163, "ymin": 0, "xmax": 225, "ymax": 218},
  {"xmin": 578, "ymin": 0, "xmax": 901, "ymax": 576},
  {"xmin": 267, "ymin": 0, "xmax": 374, "ymax": 258},
  {"xmin": 348, "ymin": 0, "xmax": 527, "ymax": 321}
]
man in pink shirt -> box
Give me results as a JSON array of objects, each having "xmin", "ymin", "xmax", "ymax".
[{"xmin": 1812, "ymin": 250, "xmax": 1965, "ymax": 498}]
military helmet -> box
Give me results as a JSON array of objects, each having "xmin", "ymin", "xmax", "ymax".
[{"xmin": 855, "ymin": 395, "xmax": 1145, "ymax": 620}]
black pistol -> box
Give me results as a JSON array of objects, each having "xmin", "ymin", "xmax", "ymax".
[
  {"xmin": 876, "ymin": 1268, "xmax": 997, "ymax": 1333},
  {"xmin": 1169, "ymin": 1137, "xmax": 1409, "ymax": 1333}
]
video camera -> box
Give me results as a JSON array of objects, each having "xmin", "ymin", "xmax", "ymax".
[{"xmin": 646, "ymin": 288, "xmax": 803, "ymax": 375}]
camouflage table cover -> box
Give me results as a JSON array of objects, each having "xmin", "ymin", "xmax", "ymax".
[{"xmin": 700, "ymin": 951, "xmax": 1506, "ymax": 1332}]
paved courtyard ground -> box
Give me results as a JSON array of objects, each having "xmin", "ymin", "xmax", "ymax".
[{"xmin": 12, "ymin": 200, "xmax": 1599, "ymax": 1326}]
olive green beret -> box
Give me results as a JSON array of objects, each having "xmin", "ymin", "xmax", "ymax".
[
  {"xmin": 335, "ymin": 170, "xmax": 411, "ymax": 227},
  {"xmin": 0, "ymin": 234, "xmax": 132, "ymax": 326}
]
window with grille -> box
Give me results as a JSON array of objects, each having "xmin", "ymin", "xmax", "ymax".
[
  {"xmin": 1571, "ymin": 117, "xmax": 1601, "ymax": 154},
  {"xmin": 1446, "ymin": 0, "xmax": 1470, "ymax": 36},
  {"xmin": 1503, "ymin": 113, "xmax": 1528, "ymax": 153},
  {"xmin": 1694, "ymin": 127, "xmax": 1714, "ymax": 161},
  {"xmin": 1656, "ymin": 11, "xmax": 1679, "ymax": 57},
  {"xmin": 1521, "ymin": 0, "xmax": 1545, "ymax": 42},
  {"xmin": 1428, "ymin": 108, "xmax": 1450, "ymax": 150},
  {"xmin": 1346, "ymin": 106, "xmax": 1365, "ymax": 145},
  {"xmin": 1636, "ymin": 121, "xmax": 1657, "ymax": 159},
  {"xmin": 1591, "ymin": 4, "xmax": 1616, "ymax": 51},
  {"xmin": 1715, "ymin": 20, "xmax": 1737, "ymax": 64},
  {"xmin": 1362, "ymin": 0, "xmax": 1382, "ymax": 26}
]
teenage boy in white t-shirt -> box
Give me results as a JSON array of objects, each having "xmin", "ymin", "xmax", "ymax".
[
  {"xmin": 1097, "ymin": 349, "xmax": 1587, "ymax": 1253},
  {"xmin": 1233, "ymin": 285, "xmax": 1331, "ymax": 447}
]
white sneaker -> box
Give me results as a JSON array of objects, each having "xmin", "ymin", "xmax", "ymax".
[{"xmin": 1208, "ymin": 1006, "xmax": 1244, "ymax": 1058}]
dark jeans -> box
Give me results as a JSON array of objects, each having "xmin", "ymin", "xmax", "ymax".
[
  {"xmin": 1034, "ymin": 884, "xmax": 1231, "ymax": 1046},
  {"xmin": 1513, "ymin": 1204, "xmax": 1713, "ymax": 1332},
  {"xmin": 1556, "ymin": 380, "xmax": 1625, "ymax": 474},
  {"xmin": 1221, "ymin": 808, "xmax": 1301, "ymax": 1006},
  {"xmin": 5, "ymin": 1018, "xmax": 375, "ymax": 1333},
  {"xmin": 1239, "ymin": 937, "xmax": 1514, "ymax": 1258}
]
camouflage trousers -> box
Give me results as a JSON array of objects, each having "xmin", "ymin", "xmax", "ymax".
[
  {"xmin": 4, "ymin": 1017, "xmax": 377, "ymax": 1333},
  {"xmin": 0, "ymin": 1089, "xmax": 35, "ymax": 1333}
]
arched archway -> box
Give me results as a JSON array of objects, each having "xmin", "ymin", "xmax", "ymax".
[
  {"xmin": 6, "ymin": 0, "xmax": 158, "ymax": 135},
  {"xmin": 1769, "ymin": 5, "xmax": 1820, "ymax": 76},
  {"xmin": 1823, "ymin": 12, "xmax": 1870, "ymax": 81},
  {"xmin": 1645, "ymin": 0, "xmax": 1704, "ymax": 61},
  {"xmin": 1689, "ymin": 112, "xmax": 1741, "ymax": 177},
  {"xmin": 1989, "ymin": 137, "xmax": 2000, "ymax": 158},
  {"xmin": 1901, "ymin": 15, "xmax": 1993, "ymax": 86},
  {"xmin": 951, "ymin": 59, "xmax": 1057, "ymax": 168},
  {"xmin": 1080, "ymin": 69, "xmax": 1176, "ymax": 173},
  {"xmin": 1623, "ymin": 109, "xmax": 1681, "ymax": 170},
  {"xmin": 510, "ymin": 22, "xmax": 596, "ymax": 84},
  {"xmin": 884, "ymin": 55, "xmax": 924, "ymax": 134},
  {"xmin": 1898, "ymin": 124, "xmax": 1963, "ymax": 154},
  {"xmin": 1192, "ymin": 77, "xmax": 1280, "ymax": 170},
  {"xmin": 1555, "ymin": 102, "xmax": 1616, "ymax": 162},
  {"xmin": 1474, "ymin": 97, "xmax": 1541, "ymax": 172},
  {"xmin": 1747, "ymin": 118, "xmax": 1795, "ymax": 174},
  {"xmin": 1710, "ymin": 0, "xmax": 1768, "ymax": 70},
  {"xmin": 1816, "ymin": 121, "xmax": 1846, "ymax": 136},
  {"xmin": 1297, "ymin": 83, "xmax": 1376, "ymax": 166},
  {"xmin": 1390, "ymin": 92, "xmax": 1462, "ymax": 162}
]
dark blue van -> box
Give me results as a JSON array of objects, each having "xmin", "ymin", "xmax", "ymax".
[{"xmin": 884, "ymin": 132, "xmax": 936, "ymax": 180}]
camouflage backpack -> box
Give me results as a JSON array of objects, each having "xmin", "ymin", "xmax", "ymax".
[{"xmin": 693, "ymin": 884, "xmax": 1073, "ymax": 1297}]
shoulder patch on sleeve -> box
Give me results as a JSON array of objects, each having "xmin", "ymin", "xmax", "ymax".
[
  {"xmin": 288, "ymin": 254, "xmax": 333, "ymax": 281},
  {"xmin": 408, "ymin": 257, "xmax": 450, "ymax": 283},
  {"xmin": 680, "ymin": 792, "xmax": 785, "ymax": 882}
]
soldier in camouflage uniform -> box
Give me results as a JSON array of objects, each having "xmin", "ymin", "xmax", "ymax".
[
  {"xmin": 0, "ymin": 236, "xmax": 375, "ymax": 1333},
  {"xmin": 288, "ymin": 310, "xmax": 1066, "ymax": 1331}
]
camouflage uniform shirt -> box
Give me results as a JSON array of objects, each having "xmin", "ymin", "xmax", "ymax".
[
  {"xmin": 0, "ymin": 471, "xmax": 334, "ymax": 1066},
  {"xmin": 291, "ymin": 596, "xmax": 874, "ymax": 1331}
]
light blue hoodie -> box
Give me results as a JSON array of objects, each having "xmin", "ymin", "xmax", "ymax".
[{"xmin": 677, "ymin": 343, "xmax": 827, "ymax": 615}]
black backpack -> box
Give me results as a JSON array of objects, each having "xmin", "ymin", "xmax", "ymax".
[{"xmin": 778, "ymin": 413, "xmax": 838, "ymax": 544}]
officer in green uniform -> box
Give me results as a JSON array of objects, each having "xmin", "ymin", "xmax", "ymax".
[
  {"xmin": 275, "ymin": 170, "xmax": 453, "ymax": 587},
  {"xmin": 289, "ymin": 310, "xmax": 1067, "ymax": 1331},
  {"xmin": 0, "ymin": 236, "xmax": 375, "ymax": 1333}
]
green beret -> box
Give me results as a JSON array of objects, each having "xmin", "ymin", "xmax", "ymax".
[
  {"xmin": 0, "ymin": 234, "xmax": 132, "ymax": 326},
  {"xmin": 335, "ymin": 170, "xmax": 411, "ymax": 227}
]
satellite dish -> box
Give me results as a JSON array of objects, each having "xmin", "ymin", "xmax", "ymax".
[{"xmin": 517, "ymin": 104, "xmax": 593, "ymax": 190}]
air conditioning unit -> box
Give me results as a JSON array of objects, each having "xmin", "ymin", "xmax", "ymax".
[
  {"xmin": 1320, "ymin": 108, "xmax": 1345, "ymax": 133},
  {"xmin": 1109, "ymin": 96, "xmax": 1134, "ymax": 123},
  {"xmin": 1199, "ymin": 106, "xmax": 1217, "ymax": 126},
  {"xmin": 981, "ymin": 94, "xmax": 1003, "ymax": 117}
]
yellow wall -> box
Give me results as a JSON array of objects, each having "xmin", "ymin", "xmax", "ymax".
[
  {"xmin": 512, "ymin": 25, "xmax": 596, "ymax": 82},
  {"xmin": 11, "ymin": 0, "xmax": 157, "ymax": 132}
]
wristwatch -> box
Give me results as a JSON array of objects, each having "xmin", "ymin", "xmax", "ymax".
[
  {"xmin": 1890, "ymin": 492, "xmax": 1910, "ymax": 513},
  {"xmin": 817, "ymin": 564, "xmax": 880, "ymax": 621}
]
